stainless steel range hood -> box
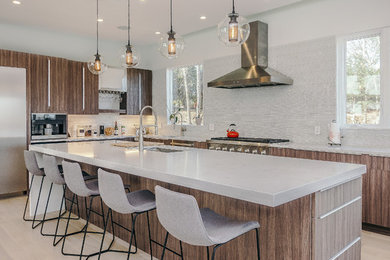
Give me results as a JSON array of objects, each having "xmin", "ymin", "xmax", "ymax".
[{"xmin": 208, "ymin": 21, "xmax": 293, "ymax": 89}]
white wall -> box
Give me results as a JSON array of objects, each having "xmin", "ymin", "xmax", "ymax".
[
  {"xmin": 140, "ymin": 0, "xmax": 390, "ymax": 70},
  {"xmin": 0, "ymin": 22, "xmax": 150, "ymax": 68},
  {"xmin": 148, "ymin": 0, "xmax": 390, "ymax": 147}
]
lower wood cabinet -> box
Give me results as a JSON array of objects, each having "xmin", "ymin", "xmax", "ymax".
[{"xmin": 269, "ymin": 147, "xmax": 390, "ymax": 229}]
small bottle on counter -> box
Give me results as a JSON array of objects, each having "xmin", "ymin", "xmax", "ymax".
[
  {"xmin": 121, "ymin": 125, "xmax": 126, "ymax": 136},
  {"xmin": 114, "ymin": 121, "xmax": 119, "ymax": 136}
]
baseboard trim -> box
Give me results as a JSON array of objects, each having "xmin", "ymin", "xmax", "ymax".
[{"xmin": 363, "ymin": 223, "xmax": 390, "ymax": 236}]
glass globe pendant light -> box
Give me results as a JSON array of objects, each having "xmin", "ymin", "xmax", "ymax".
[
  {"xmin": 120, "ymin": 0, "xmax": 139, "ymax": 67},
  {"xmin": 217, "ymin": 0, "xmax": 250, "ymax": 47},
  {"xmin": 88, "ymin": 0, "xmax": 107, "ymax": 75},
  {"xmin": 159, "ymin": 0, "xmax": 184, "ymax": 59}
]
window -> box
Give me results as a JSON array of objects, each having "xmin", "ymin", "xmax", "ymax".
[
  {"xmin": 337, "ymin": 28, "xmax": 390, "ymax": 127},
  {"xmin": 167, "ymin": 64, "xmax": 204, "ymax": 125}
]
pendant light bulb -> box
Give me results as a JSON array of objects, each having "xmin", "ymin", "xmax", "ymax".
[
  {"xmin": 228, "ymin": 14, "xmax": 239, "ymax": 42},
  {"xmin": 159, "ymin": 0, "xmax": 184, "ymax": 59},
  {"xmin": 121, "ymin": 0, "xmax": 140, "ymax": 68},
  {"xmin": 88, "ymin": 0, "xmax": 107, "ymax": 75},
  {"xmin": 94, "ymin": 54, "xmax": 102, "ymax": 72},
  {"xmin": 218, "ymin": 0, "xmax": 250, "ymax": 47},
  {"xmin": 168, "ymin": 32, "xmax": 176, "ymax": 55}
]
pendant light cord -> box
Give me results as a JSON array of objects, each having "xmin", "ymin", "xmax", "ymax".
[
  {"xmin": 128, "ymin": 0, "xmax": 131, "ymax": 45},
  {"xmin": 232, "ymin": 0, "xmax": 235, "ymax": 14},
  {"xmin": 96, "ymin": 0, "xmax": 99, "ymax": 55},
  {"xmin": 170, "ymin": 0, "xmax": 173, "ymax": 32}
]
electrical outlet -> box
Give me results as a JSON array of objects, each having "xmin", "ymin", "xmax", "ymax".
[
  {"xmin": 314, "ymin": 126, "xmax": 321, "ymax": 135},
  {"xmin": 209, "ymin": 123, "xmax": 215, "ymax": 131}
]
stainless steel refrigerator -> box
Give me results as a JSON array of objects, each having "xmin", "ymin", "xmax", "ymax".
[{"xmin": 0, "ymin": 66, "xmax": 27, "ymax": 196}]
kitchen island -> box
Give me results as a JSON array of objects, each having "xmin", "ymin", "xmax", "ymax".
[{"xmin": 30, "ymin": 141, "xmax": 366, "ymax": 260}]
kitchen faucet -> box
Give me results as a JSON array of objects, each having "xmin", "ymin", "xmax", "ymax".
[
  {"xmin": 172, "ymin": 111, "xmax": 187, "ymax": 136},
  {"xmin": 139, "ymin": 106, "xmax": 158, "ymax": 151}
]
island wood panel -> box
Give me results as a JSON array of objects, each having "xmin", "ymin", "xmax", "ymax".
[
  {"xmin": 66, "ymin": 163, "xmax": 313, "ymax": 260},
  {"xmin": 268, "ymin": 147, "xmax": 390, "ymax": 229},
  {"xmin": 336, "ymin": 240, "xmax": 361, "ymax": 260}
]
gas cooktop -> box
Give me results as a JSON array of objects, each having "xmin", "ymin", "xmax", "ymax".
[{"xmin": 210, "ymin": 137, "xmax": 290, "ymax": 144}]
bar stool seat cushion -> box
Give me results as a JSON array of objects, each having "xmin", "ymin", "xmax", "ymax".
[
  {"xmin": 85, "ymin": 179, "xmax": 100, "ymax": 196},
  {"xmin": 126, "ymin": 190, "xmax": 156, "ymax": 213},
  {"xmin": 200, "ymin": 208, "xmax": 260, "ymax": 245}
]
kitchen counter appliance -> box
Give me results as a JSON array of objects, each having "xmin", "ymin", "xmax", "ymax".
[
  {"xmin": 207, "ymin": 137, "xmax": 289, "ymax": 155},
  {"xmin": 31, "ymin": 113, "xmax": 67, "ymax": 140}
]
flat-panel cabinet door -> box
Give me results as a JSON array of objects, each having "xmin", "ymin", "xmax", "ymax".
[
  {"xmin": 126, "ymin": 68, "xmax": 152, "ymax": 115},
  {"xmin": 30, "ymin": 55, "xmax": 49, "ymax": 113},
  {"xmin": 83, "ymin": 63, "xmax": 99, "ymax": 114},
  {"xmin": 67, "ymin": 61, "xmax": 83, "ymax": 114},
  {"xmin": 49, "ymin": 57, "xmax": 69, "ymax": 113}
]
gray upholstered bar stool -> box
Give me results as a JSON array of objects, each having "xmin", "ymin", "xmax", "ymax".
[
  {"xmin": 40, "ymin": 154, "xmax": 85, "ymax": 246},
  {"xmin": 97, "ymin": 169, "xmax": 156, "ymax": 260},
  {"xmin": 23, "ymin": 150, "xmax": 59, "ymax": 229},
  {"xmin": 61, "ymin": 160, "xmax": 110, "ymax": 259},
  {"xmin": 155, "ymin": 186, "xmax": 261, "ymax": 260}
]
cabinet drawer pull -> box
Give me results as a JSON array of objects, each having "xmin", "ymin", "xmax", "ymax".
[
  {"xmin": 319, "ymin": 196, "xmax": 361, "ymax": 219},
  {"xmin": 82, "ymin": 67, "xmax": 85, "ymax": 111},
  {"xmin": 48, "ymin": 59, "xmax": 51, "ymax": 107}
]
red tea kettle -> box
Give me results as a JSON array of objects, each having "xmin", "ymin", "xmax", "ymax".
[{"xmin": 227, "ymin": 124, "xmax": 239, "ymax": 138}]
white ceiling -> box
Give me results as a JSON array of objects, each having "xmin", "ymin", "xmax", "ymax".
[{"xmin": 0, "ymin": 0, "xmax": 303, "ymax": 45}]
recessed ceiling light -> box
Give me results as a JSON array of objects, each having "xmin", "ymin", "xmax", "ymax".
[
  {"xmin": 200, "ymin": 16, "xmax": 207, "ymax": 20},
  {"xmin": 155, "ymin": 31, "xmax": 161, "ymax": 35},
  {"xmin": 12, "ymin": 1, "xmax": 21, "ymax": 5},
  {"xmin": 97, "ymin": 18, "xmax": 104, "ymax": 22}
]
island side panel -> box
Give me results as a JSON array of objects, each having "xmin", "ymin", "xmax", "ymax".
[{"xmin": 66, "ymin": 163, "xmax": 314, "ymax": 260}]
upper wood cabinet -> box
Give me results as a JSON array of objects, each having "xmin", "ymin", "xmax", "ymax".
[
  {"xmin": 30, "ymin": 55, "xmax": 49, "ymax": 113},
  {"xmin": 126, "ymin": 68, "xmax": 152, "ymax": 115},
  {"xmin": 29, "ymin": 55, "xmax": 99, "ymax": 114},
  {"xmin": 83, "ymin": 63, "xmax": 99, "ymax": 115}
]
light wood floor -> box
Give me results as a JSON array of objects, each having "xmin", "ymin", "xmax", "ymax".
[{"xmin": 0, "ymin": 196, "xmax": 389, "ymax": 260}]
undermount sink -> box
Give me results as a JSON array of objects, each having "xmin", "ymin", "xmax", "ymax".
[{"xmin": 145, "ymin": 147, "xmax": 183, "ymax": 153}]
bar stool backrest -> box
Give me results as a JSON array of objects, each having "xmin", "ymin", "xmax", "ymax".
[
  {"xmin": 24, "ymin": 150, "xmax": 44, "ymax": 176},
  {"xmin": 42, "ymin": 155, "xmax": 65, "ymax": 185},
  {"xmin": 98, "ymin": 169, "xmax": 134, "ymax": 214},
  {"xmin": 155, "ymin": 185, "xmax": 214, "ymax": 246},
  {"xmin": 62, "ymin": 161, "xmax": 93, "ymax": 197}
]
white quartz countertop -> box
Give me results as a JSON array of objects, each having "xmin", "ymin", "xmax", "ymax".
[{"xmin": 30, "ymin": 141, "xmax": 366, "ymax": 207}]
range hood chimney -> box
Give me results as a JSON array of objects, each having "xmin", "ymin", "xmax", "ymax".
[{"xmin": 208, "ymin": 21, "xmax": 293, "ymax": 88}]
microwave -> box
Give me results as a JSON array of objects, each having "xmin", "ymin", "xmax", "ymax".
[{"xmin": 31, "ymin": 113, "xmax": 68, "ymax": 140}]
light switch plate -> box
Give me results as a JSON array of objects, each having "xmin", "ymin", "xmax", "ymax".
[
  {"xmin": 209, "ymin": 123, "xmax": 215, "ymax": 131},
  {"xmin": 314, "ymin": 126, "xmax": 321, "ymax": 135}
]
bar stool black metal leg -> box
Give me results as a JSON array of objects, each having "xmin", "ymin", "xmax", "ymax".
[
  {"xmin": 161, "ymin": 231, "xmax": 169, "ymax": 260},
  {"xmin": 146, "ymin": 211, "xmax": 153, "ymax": 260},
  {"xmin": 61, "ymin": 193, "xmax": 76, "ymax": 255},
  {"xmin": 53, "ymin": 188, "xmax": 66, "ymax": 246},
  {"xmin": 32, "ymin": 176, "xmax": 45, "ymax": 229},
  {"xmin": 40, "ymin": 182, "xmax": 53, "ymax": 235},
  {"xmin": 255, "ymin": 228, "xmax": 260, "ymax": 260},
  {"xmin": 126, "ymin": 213, "xmax": 139, "ymax": 260},
  {"xmin": 207, "ymin": 247, "xmax": 210, "ymax": 260},
  {"xmin": 97, "ymin": 208, "xmax": 111, "ymax": 260},
  {"xmin": 179, "ymin": 241, "xmax": 184, "ymax": 260},
  {"xmin": 22, "ymin": 175, "xmax": 35, "ymax": 221},
  {"xmin": 79, "ymin": 196, "xmax": 94, "ymax": 260},
  {"xmin": 211, "ymin": 244, "xmax": 224, "ymax": 260}
]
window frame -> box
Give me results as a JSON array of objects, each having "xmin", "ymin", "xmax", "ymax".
[
  {"xmin": 337, "ymin": 28, "xmax": 390, "ymax": 129},
  {"xmin": 166, "ymin": 63, "xmax": 204, "ymax": 126}
]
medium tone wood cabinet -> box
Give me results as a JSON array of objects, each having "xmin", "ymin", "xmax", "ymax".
[
  {"xmin": 29, "ymin": 55, "xmax": 99, "ymax": 114},
  {"xmin": 30, "ymin": 55, "xmax": 49, "ymax": 113},
  {"xmin": 126, "ymin": 68, "xmax": 152, "ymax": 115},
  {"xmin": 268, "ymin": 147, "xmax": 390, "ymax": 229}
]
